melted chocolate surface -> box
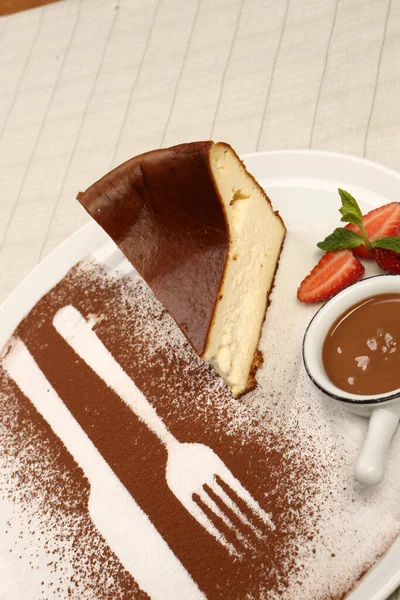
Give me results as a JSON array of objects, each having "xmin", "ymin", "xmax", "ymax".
[{"xmin": 77, "ymin": 142, "xmax": 228, "ymax": 355}]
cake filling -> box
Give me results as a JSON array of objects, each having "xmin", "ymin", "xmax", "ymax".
[{"xmin": 204, "ymin": 144, "xmax": 285, "ymax": 395}]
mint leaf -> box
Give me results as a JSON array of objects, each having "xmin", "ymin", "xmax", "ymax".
[
  {"xmin": 373, "ymin": 237, "xmax": 400, "ymax": 253},
  {"xmin": 317, "ymin": 228, "xmax": 364, "ymax": 251},
  {"xmin": 338, "ymin": 189, "xmax": 364, "ymax": 228},
  {"xmin": 337, "ymin": 188, "xmax": 372, "ymax": 251}
]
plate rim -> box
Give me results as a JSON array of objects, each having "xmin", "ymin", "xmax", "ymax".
[{"xmin": 244, "ymin": 147, "xmax": 400, "ymax": 182}]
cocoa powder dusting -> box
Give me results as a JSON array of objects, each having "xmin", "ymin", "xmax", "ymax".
[
  {"xmin": 0, "ymin": 369, "xmax": 149, "ymax": 599},
  {"xmin": 1, "ymin": 258, "xmax": 400, "ymax": 599}
]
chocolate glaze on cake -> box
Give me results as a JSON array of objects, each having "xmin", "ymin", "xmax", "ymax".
[{"xmin": 78, "ymin": 142, "xmax": 227, "ymax": 355}]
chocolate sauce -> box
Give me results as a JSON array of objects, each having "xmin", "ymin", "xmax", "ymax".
[{"xmin": 323, "ymin": 293, "xmax": 400, "ymax": 395}]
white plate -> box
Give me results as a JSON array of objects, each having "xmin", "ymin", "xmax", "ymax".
[{"xmin": 1, "ymin": 149, "xmax": 400, "ymax": 600}]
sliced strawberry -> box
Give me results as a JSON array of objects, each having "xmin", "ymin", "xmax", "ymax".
[
  {"xmin": 374, "ymin": 248, "xmax": 400, "ymax": 274},
  {"xmin": 346, "ymin": 202, "xmax": 400, "ymax": 258},
  {"xmin": 297, "ymin": 250, "xmax": 365, "ymax": 303}
]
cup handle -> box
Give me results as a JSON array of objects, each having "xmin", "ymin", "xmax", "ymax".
[{"xmin": 355, "ymin": 406, "xmax": 400, "ymax": 486}]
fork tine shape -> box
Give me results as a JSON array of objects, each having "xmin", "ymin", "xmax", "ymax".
[
  {"xmin": 192, "ymin": 494, "xmax": 244, "ymax": 558},
  {"xmin": 215, "ymin": 475, "xmax": 274, "ymax": 531},
  {"xmin": 203, "ymin": 483, "xmax": 261, "ymax": 545},
  {"xmin": 190, "ymin": 494, "xmax": 242, "ymax": 558}
]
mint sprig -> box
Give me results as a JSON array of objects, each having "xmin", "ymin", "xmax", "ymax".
[
  {"xmin": 317, "ymin": 189, "xmax": 399, "ymax": 255},
  {"xmin": 338, "ymin": 189, "xmax": 364, "ymax": 227},
  {"xmin": 317, "ymin": 228, "xmax": 364, "ymax": 251},
  {"xmin": 338, "ymin": 189, "xmax": 372, "ymax": 252}
]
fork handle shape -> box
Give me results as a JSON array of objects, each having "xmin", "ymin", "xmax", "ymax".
[{"xmin": 53, "ymin": 305, "xmax": 178, "ymax": 450}]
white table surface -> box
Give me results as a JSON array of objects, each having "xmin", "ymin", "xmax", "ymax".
[{"xmin": 1, "ymin": 0, "xmax": 400, "ymax": 598}]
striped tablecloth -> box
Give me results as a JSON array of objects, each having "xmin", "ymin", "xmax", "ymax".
[{"xmin": 1, "ymin": 0, "xmax": 400, "ymax": 598}]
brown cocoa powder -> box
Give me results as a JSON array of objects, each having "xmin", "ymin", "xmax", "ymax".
[
  {"xmin": 1, "ymin": 258, "xmax": 397, "ymax": 599},
  {"xmin": 1, "ymin": 369, "xmax": 149, "ymax": 599}
]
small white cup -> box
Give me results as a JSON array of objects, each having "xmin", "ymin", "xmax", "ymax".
[{"xmin": 303, "ymin": 274, "xmax": 400, "ymax": 486}]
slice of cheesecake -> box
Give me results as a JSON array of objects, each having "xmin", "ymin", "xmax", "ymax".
[{"xmin": 77, "ymin": 142, "xmax": 286, "ymax": 396}]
